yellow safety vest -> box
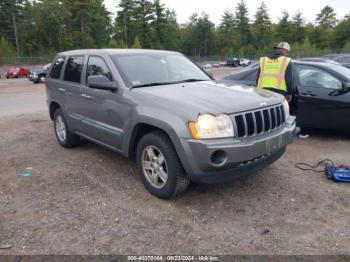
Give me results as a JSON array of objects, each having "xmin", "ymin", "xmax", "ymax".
[{"xmin": 257, "ymin": 56, "xmax": 291, "ymax": 92}]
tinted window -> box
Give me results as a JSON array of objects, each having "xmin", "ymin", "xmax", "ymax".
[
  {"xmin": 296, "ymin": 65, "xmax": 342, "ymax": 90},
  {"xmin": 64, "ymin": 56, "xmax": 84, "ymax": 83},
  {"xmin": 87, "ymin": 56, "xmax": 112, "ymax": 81},
  {"xmin": 50, "ymin": 56, "xmax": 65, "ymax": 79}
]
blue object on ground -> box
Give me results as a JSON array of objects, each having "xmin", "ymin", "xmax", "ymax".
[
  {"xmin": 21, "ymin": 171, "xmax": 32, "ymax": 177},
  {"xmin": 326, "ymin": 165, "xmax": 350, "ymax": 183}
]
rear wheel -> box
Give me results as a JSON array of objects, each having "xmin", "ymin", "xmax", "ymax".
[
  {"xmin": 53, "ymin": 108, "xmax": 80, "ymax": 148},
  {"xmin": 136, "ymin": 131, "xmax": 190, "ymax": 199}
]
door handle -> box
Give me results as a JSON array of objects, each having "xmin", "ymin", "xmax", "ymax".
[
  {"xmin": 301, "ymin": 92, "xmax": 317, "ymax": 97},
  {"xmin": 58, "ymin": 88, "xmax": 66, "ymax": 93},
  {"xmin": 81, "ymin": 94, "xmax": 92, "ymax": 100}
]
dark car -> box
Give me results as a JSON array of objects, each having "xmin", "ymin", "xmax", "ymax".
[
  {"xmin": 226, "ymin": 57, "xmax": 239, "ymax": 67},
  {"xmin": 5, "ymin": 67, "xmax": 30, "ymax": 78},
  {"xmin": 323, "ymin": 54, "xmax": 350, "ymax": 68},
  {"xmin": 28, "ymin": 63, "xmax": 51, "ymax": 83},
  {"xmin": 221, "ymin": 61, "xmax": 350, "ymax": 132}
]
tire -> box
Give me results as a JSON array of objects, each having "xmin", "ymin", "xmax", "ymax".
[
  {"xmin": 53, "ymin": 108, "xmax": 80, "ymax": 148},
  {"xmin": 136, "ymin": 131, "xmax": 190, "ymax": 199}
]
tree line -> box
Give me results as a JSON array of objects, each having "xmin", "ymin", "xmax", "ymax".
[{"xmin": 0, "ymin": 0, "xmax": 349, "ymax": 63}]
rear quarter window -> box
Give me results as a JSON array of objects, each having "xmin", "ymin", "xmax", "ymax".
[{"xmin": 50, "ymin": 56, "xmax": 65, "ymax": 79}]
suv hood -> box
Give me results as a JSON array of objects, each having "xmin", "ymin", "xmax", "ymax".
[{"xmin": 135, "ymin": 80, "xmax": 283, "ymax": 115}]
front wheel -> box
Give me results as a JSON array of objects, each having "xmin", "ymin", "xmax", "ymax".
[{"xmin": 136, "ymin": 131, "xmax": 190, "ymax": 199}]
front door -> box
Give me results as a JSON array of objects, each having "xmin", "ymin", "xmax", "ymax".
[
  {"xmin": 78, "ymin": 56, "xmax": 125, "ymax": 150},
  {"xmin": 295, "ymin": 64, "xmax": 350, "ymax": 130}
]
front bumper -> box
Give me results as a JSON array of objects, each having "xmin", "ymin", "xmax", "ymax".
[{"xmin": 179, "ymin": 116, "xmax": 296, "ymax": 183}]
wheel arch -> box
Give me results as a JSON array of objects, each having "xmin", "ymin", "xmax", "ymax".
[
  {"xmin": 126, "ymin": 120, "xmax": 193, "ymax": 175},
  {"xmin": 49, "ymin": 101, "xmax": 61, "ymax": 120}
]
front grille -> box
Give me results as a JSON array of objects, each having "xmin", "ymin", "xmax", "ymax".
[{"xmin": 233, "ymin": 104, "xmax": 285, "ymax": 138}]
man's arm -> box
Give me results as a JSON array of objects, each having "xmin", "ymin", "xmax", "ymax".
[
  {"xmin": 256, "ymin": 65, "xmax": 261, "ymax": 86},
  {"xmin": 285, "ymin": 62, "xmax": 293, "ymax": 102}
]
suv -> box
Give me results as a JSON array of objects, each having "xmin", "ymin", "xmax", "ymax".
[{"xmin": 46, "ymin": 49, "xmax": 296, "ymax": 199}]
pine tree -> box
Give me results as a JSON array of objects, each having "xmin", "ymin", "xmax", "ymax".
[
  {"xmin": 291, "ymin": 11, "xmax": 305, "ymax": 44},
  {"xmin": 252, "ymin": 2, "xmax": 272, "ymax": 50},
  {"xmin": 152, "ymin": 0, "xmax": 166, "ymax": 48},
  {"xmin": 275, "ymin": 10, "xmax": 293, "ymax": 43},
  {"xmin": 233, "ymin": 0, "xmax": 251, "ymax": 48},
  {"xmin": 115, "ymin": 0, "xmax": 137, "ymax": 48},
  {"xmin": 332, "ymin": 18, "xmax": 350, "ymax": 49},
  {"xmin": 316, "ymin": 5, "xmax": 337, "ymax": 29},
  {"xmin": 134, "ymin": 0, "xmax": 154, "ymax": 48},
  {"xmin": 218, "ymin": 10, "xmax": 238, "ymax": 55}
]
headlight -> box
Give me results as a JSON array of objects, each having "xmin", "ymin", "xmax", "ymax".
[
  {"xmin": 189, "ymin": 114, "xmax": 234, "ymax": 139},
  {"xmin": 282, "ymin": 99, "xmax": 290, "ymax": 118}
]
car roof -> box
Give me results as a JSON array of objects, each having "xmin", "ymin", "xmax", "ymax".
[{"xmin": 57, "ymin": 48, "xmax": 180, "ymax": 56}]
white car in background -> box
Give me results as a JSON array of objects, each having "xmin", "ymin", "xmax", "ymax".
[
  {"xmin": 239, "ymin": 58, "xmax": 251, "ymax": 67},
  {"xmin": 202, "ymin": 63, "xmax": 213, "ymax": 69}
]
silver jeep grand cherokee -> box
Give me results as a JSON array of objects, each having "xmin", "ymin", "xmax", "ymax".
[{"xmin": 46, "ymin": 49, "xmax": 296, "ymax": 199}]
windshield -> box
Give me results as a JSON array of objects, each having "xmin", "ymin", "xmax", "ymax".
[{"xmin": 112, "ymin": 53, "xmax": 211, "ymax": 87}]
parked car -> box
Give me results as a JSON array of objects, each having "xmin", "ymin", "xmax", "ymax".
[
  {"xmin": 46, "ymin": 49, "xmax": 295, "ymax": 199},
  {"xmin": 226, "ymin": 57, "xmax": 239, "ymax": 67},
  {"xmin": 202, "ymin": 63, "xmax": 212, "ymax": 69},
  {"xmin": 221, "ymin": 61, "xmax": 350, "ymax": 132},
  {"xmin": 323, "ymin": 54, "xmax": 350, "ymax": 68},
  {"xmin": 28, "ymin": 63, "xmax": 51, "ymax": 83},
  {"xmin": 5, "ymin": 67, "xmax": 30, "ymax": 79},
  {"xmin": 239, "ymin": 58, "xmax": 251, "ymax": 67}
]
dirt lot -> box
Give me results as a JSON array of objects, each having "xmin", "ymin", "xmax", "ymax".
[{"xmin": 0, "ymin": 69, "xmax": 350, "ymax": 255}]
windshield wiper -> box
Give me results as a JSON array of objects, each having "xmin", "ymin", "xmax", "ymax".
[
  {"xmin": 176, "ymin": 78, "xmax": 208, "ymax": 83},
  {"xmin": 132, "ymin": 79, "xmax": 208, "ymax": 88},
  {"xmin": 132, "ymin": 81, "xmax": 178, "ymax": 88}
]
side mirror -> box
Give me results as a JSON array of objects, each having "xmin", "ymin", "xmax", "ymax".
[
  {"xmin": 87, "ymin": 75, "xmax": 118, "ymax": 91},
  {"xmin": 343, "ymin": 82, "xmax": 350, "ymax": 92}
]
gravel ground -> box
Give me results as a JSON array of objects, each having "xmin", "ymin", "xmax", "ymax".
[{"xmin": 0, "ymin": 70, "xmax": 349, "ymax": 255}]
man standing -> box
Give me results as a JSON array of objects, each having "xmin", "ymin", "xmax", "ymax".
[
  {"xmin": 256, "ymin": 42, "xmax": 292, "ymax": 103},
  {"xmin": 257, "ymin": 42, "xmax": 308, "ymax": 138}
]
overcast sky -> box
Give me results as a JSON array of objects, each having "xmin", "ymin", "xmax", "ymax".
[{"xmin": 104, "ymin": 0, "xmax": 349, "ymax": 25}]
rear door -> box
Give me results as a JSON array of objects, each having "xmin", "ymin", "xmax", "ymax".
[
  {"xmin": 61, "ymin": 55, "xmax": 85, "ymax": 131},
  {"xmin": 294, "ymin": 64, "xmax": 349, "ymax": 130}
]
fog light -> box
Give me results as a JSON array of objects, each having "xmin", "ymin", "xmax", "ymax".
[{"xmin": 210, "ymin": 150, "xmax": 227, "ymax": 167}]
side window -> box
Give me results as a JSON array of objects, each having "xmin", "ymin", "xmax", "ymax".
[
  {"xmin": 64, "ymin": 56, "xmax": 84, "ymax": 83},
  {"xmin": 296, "ymin": 65, "xmax": 342, "ymax": 90},
  {"xmin": 87, "ymin": 56, "xmax": 112, "ymax": 81},
  {"xmin": 50, "ymin": 56, "xmax": 65, "ymax": 79}
]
